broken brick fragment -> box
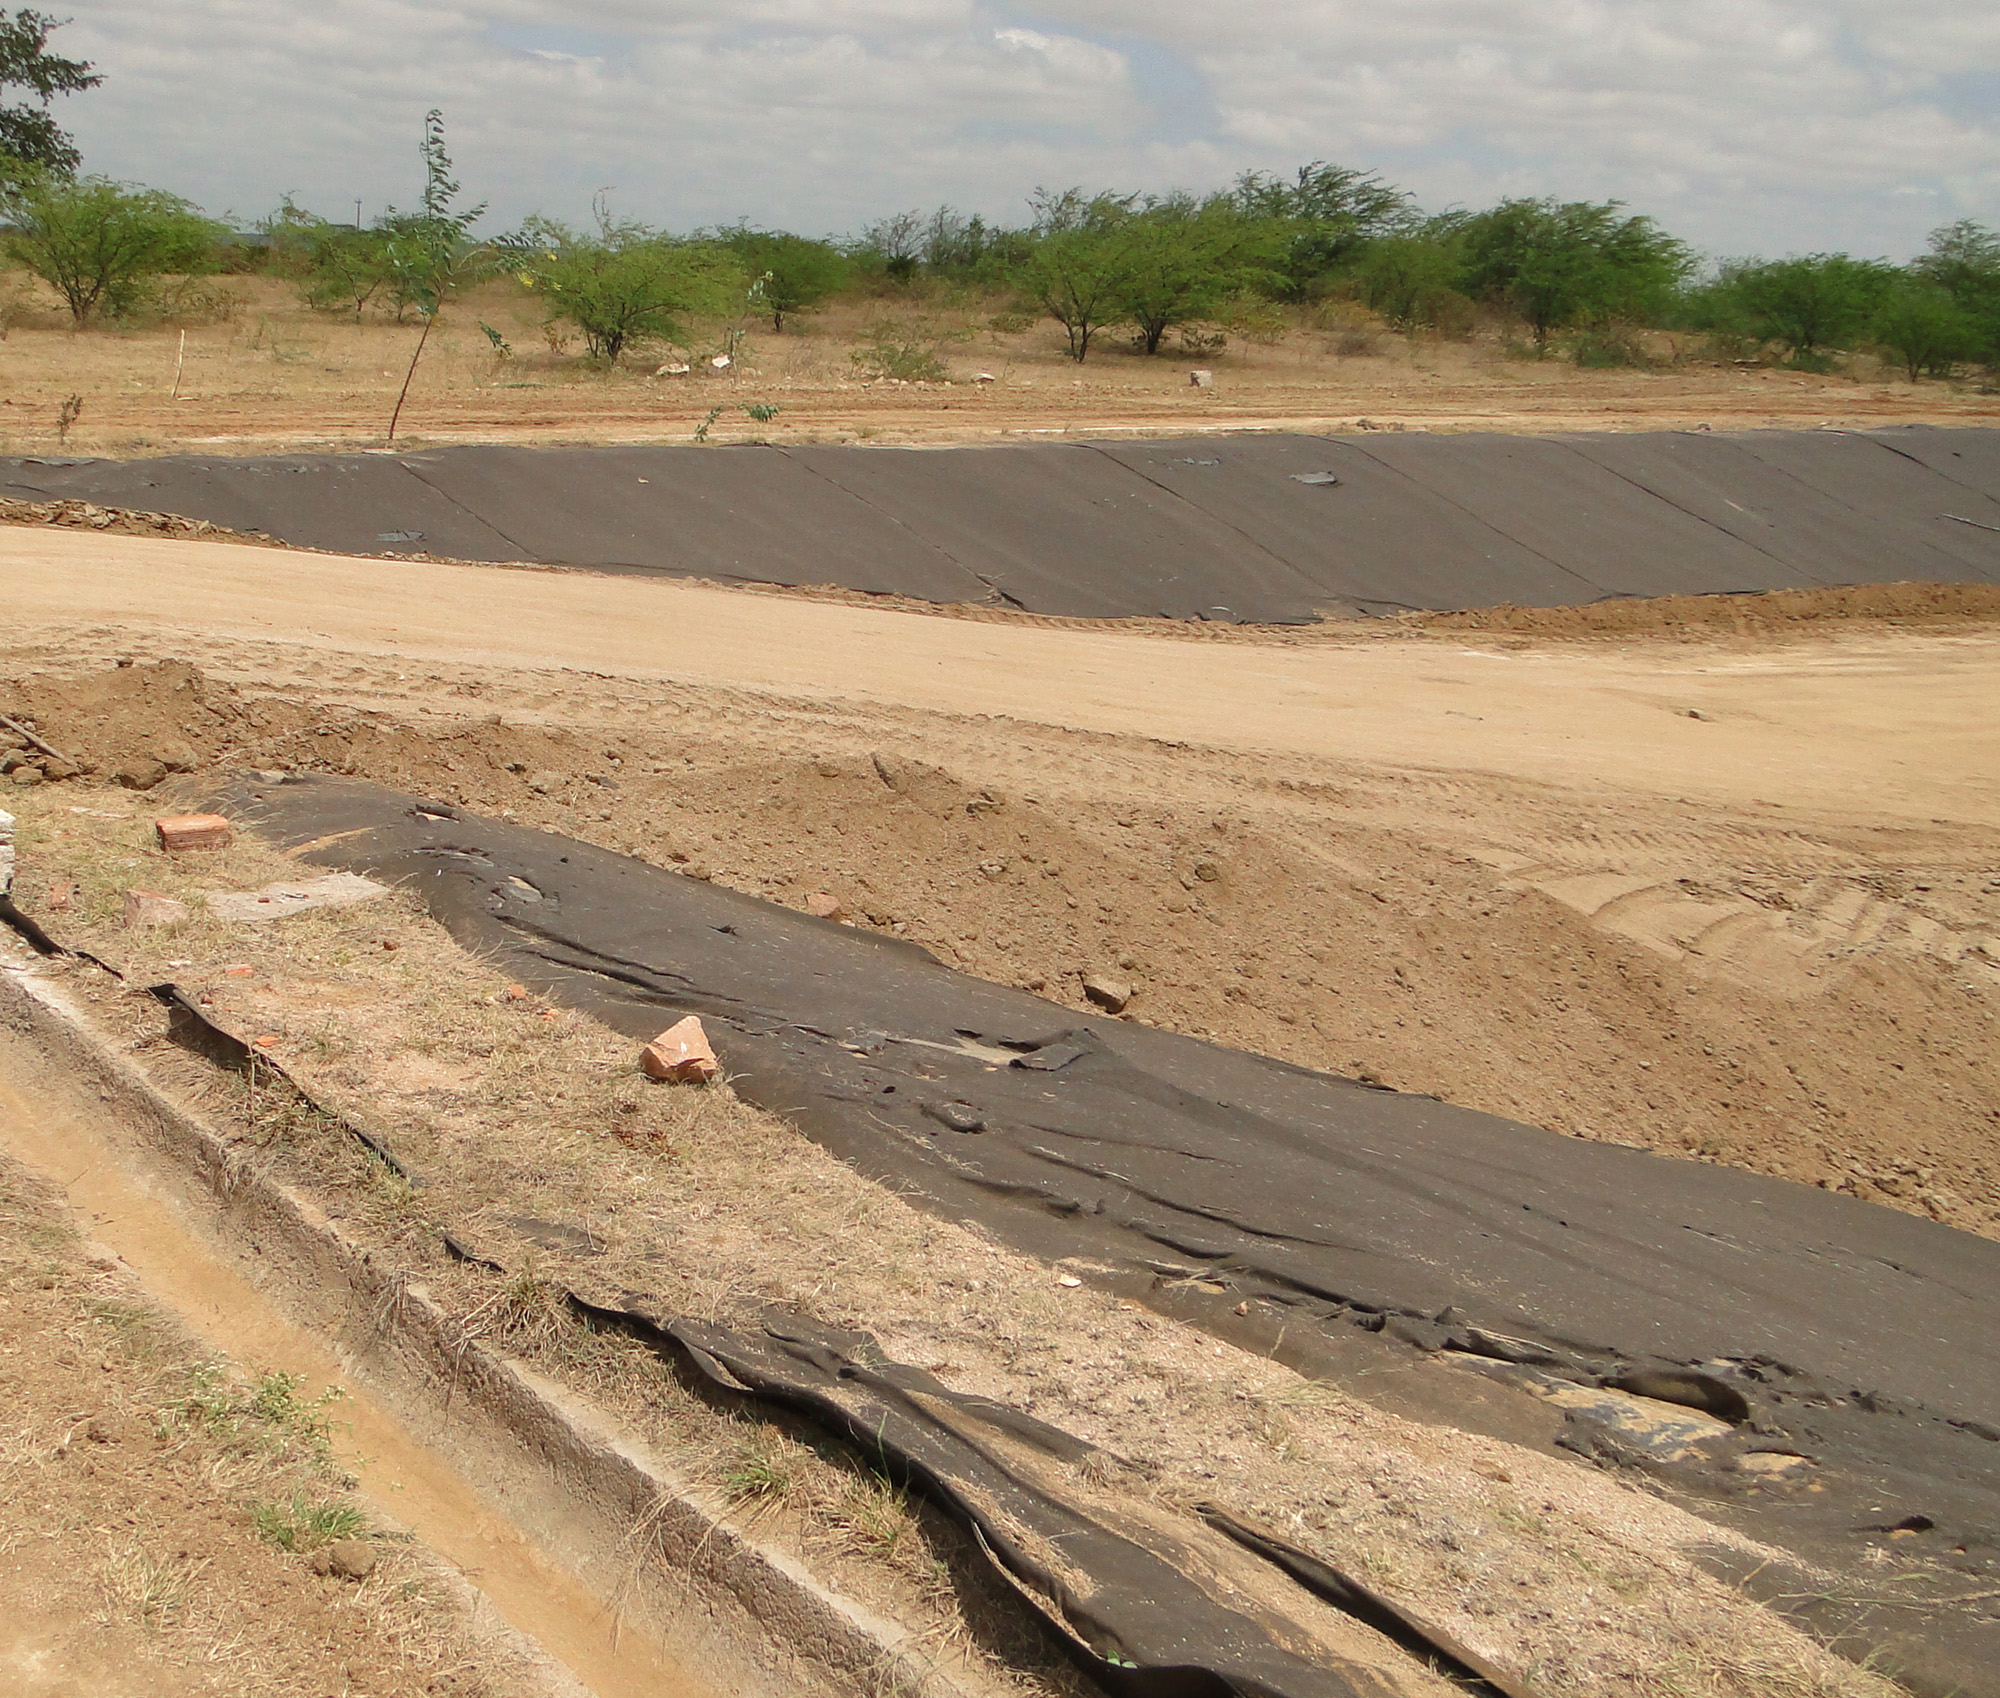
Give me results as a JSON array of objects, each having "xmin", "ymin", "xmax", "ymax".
[
  {"xmin": 640, "ymin": 1015, "xmax": 721, "ymax": 1084},
  {"xmin": 121, "ymin": 889, "xmax": 190, "ymax": 929},
  {"xmin": 155, "ymin": 813, "xmax": 233, "ymax": 851}
]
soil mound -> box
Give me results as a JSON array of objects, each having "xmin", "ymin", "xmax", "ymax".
[{"xmin": 1415, "ymin": 580, "xmax": 2000, "ymax": 636}]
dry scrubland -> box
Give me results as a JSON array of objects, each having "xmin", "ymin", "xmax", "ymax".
[{"xmin": 1, "ymin": 273, "xmax": 1997, "ymax": 456}]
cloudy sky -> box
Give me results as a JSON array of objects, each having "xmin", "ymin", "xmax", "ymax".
[{"xmin": 48, "ymin": 1, "xmax": 2000, "ymax": 262}]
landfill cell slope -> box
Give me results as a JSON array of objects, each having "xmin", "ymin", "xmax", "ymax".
[
  {"xmin": 222, "ymin": 773, "xmax": 2000, "ymax": 1690},
  {"xmin": 8, "ymin": 426, "xmax": 1999, "ymax": 621}
]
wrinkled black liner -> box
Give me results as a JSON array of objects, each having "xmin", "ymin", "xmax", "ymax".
[
  {"xmin": 9, "ymin": 427, "xmax": 1998, "ymax": 622},
  {"xmin": 662, "ymin": 1311, "xmax": 1524, "ymax": 1698},
  {"xmin": 214, "ymin": 776, "xmax": 2000, "ymax": 1679}
]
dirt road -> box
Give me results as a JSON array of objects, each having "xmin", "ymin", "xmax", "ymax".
[{"xmin": 6, "ymin": 527, "xmax": 1998, "ymax": 828}]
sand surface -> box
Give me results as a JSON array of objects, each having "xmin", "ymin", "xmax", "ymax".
[{"xmin": 6, "ymin": 527, "xmax": 1998, "ymax": 827}]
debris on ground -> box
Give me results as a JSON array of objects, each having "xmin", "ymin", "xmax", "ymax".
[
  {"xmin": 155, "ymin": 811, "xmax": 233, "ymax": 851},
  {"xmin": 122, "ymin": 888, "xmax": 190, "ymax": 928},
  {"xmin": 640, "ymin": 1014, "xmax": 721, "ymax": 1082},
  {"xmin": 113, "ymin": 757, "xmax": 167, "ymax": 790},
  {"xmin": 208, "ymin": 870, "xmax": 388, "ymax": 923},
  {"xmin": 1081, "ymin": 970, "xmax": 1133, "ymax": 1013}
]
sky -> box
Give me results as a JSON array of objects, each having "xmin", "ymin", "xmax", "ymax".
[{"xmin": 44, "ymin": 0, "xmax": 2000, "ymax": 263}]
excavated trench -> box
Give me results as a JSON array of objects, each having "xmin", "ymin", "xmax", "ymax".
[{"xmin": 0, "ymin": 988, "xmax": 726, "ymax": 1698}]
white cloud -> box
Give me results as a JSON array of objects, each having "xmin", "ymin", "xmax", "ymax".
[{"xmin": 47, "ymin": 0, "xmax": 2000, "ymax": 257}]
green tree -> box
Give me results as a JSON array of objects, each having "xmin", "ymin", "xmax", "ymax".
[
  {"xmin": 378, "ymin": 109, "xmax": 485, "ymax": 320},
  {"xmin": 261, "ymin": 198, "xmax": 393, "ymax": 320},
  {"xmin": 0, "ymin": 9, "xmax": 98, "ymax": 175},
  {"xmin": 304, "ymin": 224, "xmax": 392, "ymax": 319},
  {"xmin": 918, "ymin": 204, "xmax": 1030, "ymax": 282},
  {"xmin": 378, "ymin": 109, "xmax": 490, "ymax": 442},
  {"xmin": 1230, "ymin": 161, "xmax": 1413, "ymax": 300},
  {"xmin": 1707, "ymin": 253, "xmax": 1899, "ymax": 360},
  {"xmin": 1355, "ymin": 229, "xmax": 1468, "ymax": 331},
  {"xmin": 717, "ymin": 228, "xmax": 848, "ymax": 330},
  {"xmin": 1872, "ymin": 282, "xmax": 1975, "ymax": 381},
  {"xmin": 1457, "ymin": 198, "xmax": 1691, "ymax": 344},
  {"xmin": 1113, "ymin": 193, "xmax": 1276, "ymax": 354},
  {"xmin": 1913, "ymin": 219, "xmax": 2000, "ymax": 364},
  {"xmin": 0, "ymin": 172, "xmax": 222, "ymax": 322},
  {"xmin": 517, "ymin": 209, "xmax": 741, "ymax": 362},
  {"xmin": 1021, "ymin": 188, "xmax": 1137, "ymax": 362}
]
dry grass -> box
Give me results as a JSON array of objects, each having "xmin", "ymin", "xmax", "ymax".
[{"xmin": 0, "ymin": 1144, "xmax": 526, "ymax": 1696}]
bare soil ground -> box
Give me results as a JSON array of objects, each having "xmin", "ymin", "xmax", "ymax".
[
  {"xmin": 0, "ymin": 1129, "xmax": 536, "ymax": 1697},
  {"xmin": 3, "ymin": 276, "xmax": 1997, "ymax": 457}
]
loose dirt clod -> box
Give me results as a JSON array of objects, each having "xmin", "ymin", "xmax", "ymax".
[{"xmin": 325, "ymin": 1538, "xmax": 378, "ymax": 1580}]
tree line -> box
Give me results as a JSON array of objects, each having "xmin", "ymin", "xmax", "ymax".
[{"xmin": 0, "ymin": 10, "xmax": 1994, "ymax": 382}]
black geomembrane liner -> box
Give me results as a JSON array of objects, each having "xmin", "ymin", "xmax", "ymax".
[{"xmin": 11, "ymin": 427, "xmax": 1998, "ymax": 622}]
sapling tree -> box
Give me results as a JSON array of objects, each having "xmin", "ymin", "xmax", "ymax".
[{"xmin": 382, "ymin": 109, "xmax": 487, "ymax": 442}]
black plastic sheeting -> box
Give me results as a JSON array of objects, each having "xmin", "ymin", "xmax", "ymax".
[
  {"xmin": 11, "ymin": 427, "xmax": 2000, "ymax": 622},
  {"xmin": 217, "ymin": 775, "xmax": 2000, "ymax": 1691},
  {"xmin": 664, "ymin": 1313, "xmax": 1520, "ymax": 1698}
]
